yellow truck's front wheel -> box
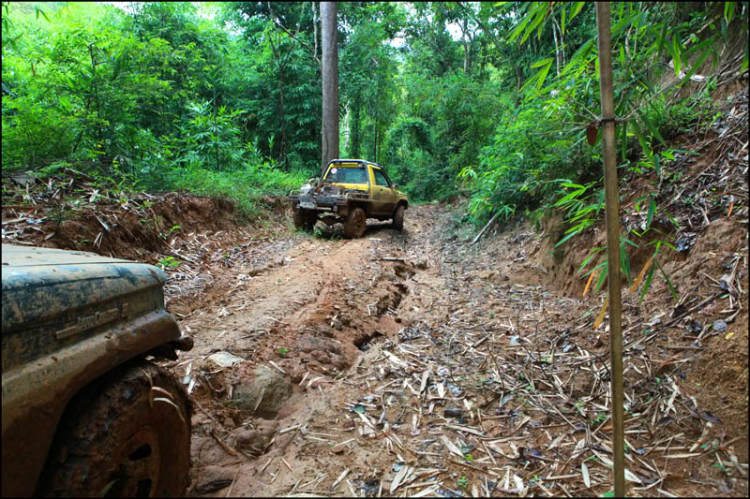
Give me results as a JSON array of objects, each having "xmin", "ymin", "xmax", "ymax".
[{"xmin": 344, "ymin": 207, "xmax": 367, "ymax": 238}]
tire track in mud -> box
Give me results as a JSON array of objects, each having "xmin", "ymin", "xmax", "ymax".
[{"xmin": 180, "ymin": 218, "xmax": 429, "ymax": 497}]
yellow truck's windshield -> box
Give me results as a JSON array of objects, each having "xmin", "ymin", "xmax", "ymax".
[{"xmin": 325, "ymin": 165, "xmax": 368, "ymax": 184}]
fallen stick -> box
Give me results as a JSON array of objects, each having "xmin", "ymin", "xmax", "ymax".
[
  {"xmin": 210, "ymin": 430, "xmax": 239, "ymax": 457},
  {"xmin": 471, "ymin": 210, "xmax": 502, "ymax": 244}
]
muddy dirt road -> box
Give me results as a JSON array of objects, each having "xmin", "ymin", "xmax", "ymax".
[{"xmin": 161, "ymin": 203, "xmax": 747, "ymax": 498}]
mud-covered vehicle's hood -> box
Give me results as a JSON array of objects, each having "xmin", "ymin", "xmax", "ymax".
[{"xmin": 1, "ymin": 244, "xmax": 169, "ymax": 368}]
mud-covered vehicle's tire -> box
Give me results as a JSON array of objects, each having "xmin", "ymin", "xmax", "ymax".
[
  {"xmin": 293, "ymin": 208, "xmax": 318, "ymax": 231},
  {"xmin": 36, "ymin": 361, "xmax": 192, "ymax": 497},
  {"xmin": 392, "ymin": 204, "xmax": 405, "ymax": 231},
  {"xmin": 344, "ymin": 207, "xmax": 367, "ymax": 239}
]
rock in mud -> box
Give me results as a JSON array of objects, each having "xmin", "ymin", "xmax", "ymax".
[
  {"xmin": 444, "ymin": 408, "xmax": 463, "ymax": 419},
  {"xmin": 207, "ymin": 351, "xmax": 245, "ymax": 368},
  {"xmin": 232, "ymin": 366, "xmax": 293, "ymax": 417},
  {"xmin": 191, "ymin": 467, "xmax": 235, "ymax": 495},
  {"xmin": 297, "ymin": 336, "xmax": 347, "ymax": 369},
  {"xmin": 298, "ymin": 336, "xmax": 342, "ymax": 355},
  {"xmin": 232, "ymin": 422, "xmax": 278, "ymax": 454},
  {"xmin": 712, "ymin": 319, "xmax": 728, "ymax": 332}
]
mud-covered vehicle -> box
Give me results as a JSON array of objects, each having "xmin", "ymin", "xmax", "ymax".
[
  {"xmin": 289, "ymin": 159, "xmax": 409, "ymax": 238},
  {"xmin": 1, "ymin": 244, "xmax": 194, "ymax": 497}
]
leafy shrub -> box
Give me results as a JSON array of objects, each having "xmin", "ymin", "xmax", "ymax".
[{"xmin": 166, "ymin": 163, "xmax": 306, "ymax": 218}]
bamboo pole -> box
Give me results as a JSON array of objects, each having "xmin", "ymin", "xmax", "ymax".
[{"xmin": 595, "ymin": 3, "xmax": 625, "ymax": 497}]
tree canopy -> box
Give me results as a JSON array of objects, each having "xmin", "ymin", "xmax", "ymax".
[{"xmin": 3, "ymin": 2, "xmax": 748, "ymax": 220}]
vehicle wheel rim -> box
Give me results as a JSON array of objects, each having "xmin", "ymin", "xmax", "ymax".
[{"xmin": 107, "ymin": 427, "xmax": 161, "ymax": 497}]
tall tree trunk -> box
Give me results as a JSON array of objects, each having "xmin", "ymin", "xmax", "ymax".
[
  {"xmin": 461, "ymin": 18, "xmax": 470, "ymax": 74},
  {"xmin": 267, "ymin": 32, "xmax": 288, "ymax": 170},
  {"xmin": 311, "ymin": 2, "xmax": 319, "ymax": 64},
  {"xmin": 552, "ymin": 17, "xmax": 564, "ymax": 76},
  {"xmin": 350, "ymin": 96, "xmax": 361, "ymax": 158},
  {"xmin": 320, "ymin": 1, "xmax": 339, "ymax": 173}
]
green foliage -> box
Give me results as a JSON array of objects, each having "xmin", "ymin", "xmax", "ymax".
[
  {"xmin": 461, "ymin": 0, "xmax": 739, "ymax": 231},
  {"xmin": 2, "ymin": 0, "xmax": 745, "ymax": 235},
  {"xmin": 552, "ymin": 181, "xmax": 605, "ymax": 247},
  {"xmin": 157, "ymin": 256, "xmax": 180, "ymax": 270},
  {"xmin": 168, "ymin": 163, "xmax": 306, "ymax": 218},
  {"xmin": 160, "ymin": 225, "xmax": 181, "ymax": 240},
  {"xmin": 457, "ymin": 476, "xmax": 468, "ymax": 489}
]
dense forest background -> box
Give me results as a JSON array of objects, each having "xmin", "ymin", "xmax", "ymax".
[{"xmin": 2, "ymin": 2, "xmax": 748, "ymax": 223}]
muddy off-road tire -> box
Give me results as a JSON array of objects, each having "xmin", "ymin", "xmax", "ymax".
[
  {"xmin": 392, "ymin": 205, "xmax": 405, "ymax": 231},
  {"xmin": 36, "ymin": 361, "xmax": 192, "ymax": 497},
  {"xmin": 293, "ymin": 208, "xmax": 317, "ymax": 231},
  {"xmin": 344, "ymin": 207, "xmax": 367, "ymax": 239}
]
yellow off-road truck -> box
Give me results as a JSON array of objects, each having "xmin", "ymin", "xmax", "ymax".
[{"xmin": 289, "ymin": 159, "xmax": 409, "ymax": 238}]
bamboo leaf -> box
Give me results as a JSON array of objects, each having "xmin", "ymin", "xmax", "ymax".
[
  {"xmin": 521, "ymin": 7, "xmax": 548, "ymax": 45},
  {"xmin": 677, "ymin": 47, "xmax": 713, "ymax": 88},
  {"xmin": 724, "ymin": 2, "xmax": 735, "ymax": 24},
  {"xmin": 657, "ymin": 23, "xmax": 668, "ymax": 57},
  {"xmin": 554, "ymin": 230, "xmax": 580, "ymax": 247},
  {"xmin": 570, "ymin": 1, "xmax": 586, "ymax": 23},
  {"xmin": 583, "ymin": 269, "xmax": 598, "ymax": 298},
  {"xmin": 646, "ymin": 199, "xmax": 656, "ymax": 230},
  {"xmin": 531, "ymin": 57, "xmax": 554, "ymax": 69},
  {"xmin": 621, "ymin": 237, "xmax": 639, "ymax": 248},
  {"xmin": 34, "ymin": 7, "xmax": 50, "ymax": 22},
  {"xmin": 554, "ymin": 188, "xmax": 586, "ymax": 206},
  {"xmin": 633, "ymin": 120, "xmax": 648, "ymax": 153},
  {"xmin": 579, "ymin": 250, "xmax": 603, "ymax": 273},
  {"xmin": 672, "ymin": 34, "xmax": 681, "ymax": 76},
  {"xmin": 612, "ymin": 11, "xmax": 638, "ymax": 36},
  {"xmin": 631, "ymin": 256, "xmax": 654, "ymax": 293},
  {"xmin": 594, "ymin": 296, "xmax": 609, "ymax": 329},
  {"xmin": 596, "ymin": 264, "xmax": 608, "ymax": 292},
  {"xmin": 654, "ymin": 258, "xmax": 679, "ymax": 301},
  {"xmin": 508, "ymin": 11, "xmax": 534, "ymax": 43},
  {"xmin": 561, "ymin": 37, "xmax": 595, "ymax": 76},
  {"xmin": 638, "ymin": 111, "xmax": 667, "ymax": 147},
  {"xmin": 582, "ymin": 260, "xmax": 608, "ymax": 278},
  {"xmin": 639, "ymin": 264, "xmax": 656, "ymax": 304},
  {"xmin": 622, "ymin": 249, "xmax": 631, "ymax": 285},
  {"xmin": 535, "ymin": 60, "xmax": 552, "ymax": 91}
]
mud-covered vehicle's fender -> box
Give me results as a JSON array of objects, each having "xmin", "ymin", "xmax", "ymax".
[{"xmin": 1, "ymin": 244, "xmax": 193, "ymax": 497}]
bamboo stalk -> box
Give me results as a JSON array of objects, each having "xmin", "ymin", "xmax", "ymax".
[{"xmin": 595, "ymin": 3, "xmax": 625, "ymax": 497}]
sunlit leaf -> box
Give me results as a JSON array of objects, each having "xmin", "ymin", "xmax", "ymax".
[{"xmin": 570, "ymin": 1, "xmax": 586, "ymax": 23}]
